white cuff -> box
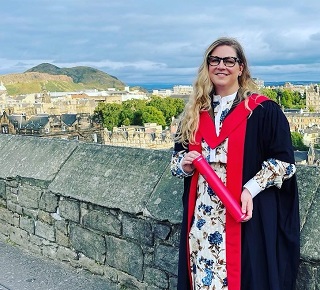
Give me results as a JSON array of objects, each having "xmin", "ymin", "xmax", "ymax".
[{"xmin": 243, "ymin": 178, "xmax": 262, "ymax": 198}]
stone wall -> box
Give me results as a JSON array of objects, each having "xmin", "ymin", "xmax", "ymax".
[{"xmin": 0, "ymin": 134, "xmax": 319, "ymax": 289}]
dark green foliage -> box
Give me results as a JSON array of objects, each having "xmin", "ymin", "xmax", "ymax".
[
  {"xmin": 261, "ymin": 88, "xmax": 305, "ymax": 109},
  {"xmin": 93, "ymin": 102, "xmax": 122, "ymax": 130},
  {"xmin": 291, "ymin": 132, "xmax": 308, "ymax": 151},
  {"xmin": 148, "ymin": 96, "xmax": 185, "ymax": 126},
  {"xmin": 260, "ymin": 88, "xmax": 277, "ymax": 102},
  {"xmin": 93, "ymin": 96, "xmax": 185, "ymax": 130}
]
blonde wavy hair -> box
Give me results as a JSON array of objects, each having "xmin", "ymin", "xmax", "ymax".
[{"xmin": 175, "ymin": 37, "xmax": 257, "ymax": 147}]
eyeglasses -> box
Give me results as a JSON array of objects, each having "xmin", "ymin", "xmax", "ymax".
[{"xmin": 207, "ymin": 56, "xmax": 241, "ymax": 67}]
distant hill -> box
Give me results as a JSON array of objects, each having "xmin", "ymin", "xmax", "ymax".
[{"xmin": 0, "ymin": 63, "xmax": 126, "ymax": 95}]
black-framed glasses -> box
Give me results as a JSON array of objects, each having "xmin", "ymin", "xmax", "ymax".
[{"xmin": 207, "ymin": 56, "xmax": 241, "ymax": 67}]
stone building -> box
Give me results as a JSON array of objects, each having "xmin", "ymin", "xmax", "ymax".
[
  {"xmin": 302, "ymin": 125, "xmax": 320, "ymax": 146},
  {"xmin": 104, "ymin": 123, "xmax": 173, "ymax": 150},
  {"xmin": 0, "ymin": 112, "xmax": 103, "ymax": 143},
  {"xmin": 306, "ymin": 84, "xmax": 320, "ymax": 111},
  {"xmin": 285, "ymin": 111, "xmax": 320, "ymax": 132}
]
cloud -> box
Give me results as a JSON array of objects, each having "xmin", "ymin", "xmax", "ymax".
[{"xmin": 1, "ymin": 0, "xmax": 320, "ymax": 85}]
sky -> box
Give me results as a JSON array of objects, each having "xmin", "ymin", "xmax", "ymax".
[{"xmin": 1, "ymin": 0, "xmax": 320, "ymax": 87}]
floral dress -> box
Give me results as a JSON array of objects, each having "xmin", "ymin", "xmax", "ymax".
[{"xmin": 171, "ymin": 93, "xmax": 296, "ymax": 290}]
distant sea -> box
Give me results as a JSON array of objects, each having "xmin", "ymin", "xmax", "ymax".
[{"xmin": 129, "ymin": 81, "xmax": 319, "ymax": 92}]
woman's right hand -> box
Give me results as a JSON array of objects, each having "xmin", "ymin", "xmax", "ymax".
[{"xmin": 181, "ymin": 150, "xmax": 201, "ymax": 174}]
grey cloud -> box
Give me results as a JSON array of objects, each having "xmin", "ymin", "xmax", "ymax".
[
  {"xmin": 310, "ymin": 33, "xmax": 320, "ymax": 41},
  {"xmin": 1, "ymin": 0, "xmax": 320, "ymax": 84}
]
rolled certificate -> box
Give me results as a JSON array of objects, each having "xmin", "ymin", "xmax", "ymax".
[{"xmin": 192, "ymin": 155, "xmax": 246, "ymax": 222}]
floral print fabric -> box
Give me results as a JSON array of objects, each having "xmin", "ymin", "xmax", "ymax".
[{"xmin": 189, "ymin": 140, "xmax": 229, "ymax": 289}]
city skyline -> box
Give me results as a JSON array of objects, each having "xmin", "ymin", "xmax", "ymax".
[{"xmin": 1, "ymin": 0, "xmax": 320, "ymax": 86}]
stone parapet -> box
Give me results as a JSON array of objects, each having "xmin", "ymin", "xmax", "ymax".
[{"xmin": 0, "ymin": 134, "xmax": 318, "ymax": 289}]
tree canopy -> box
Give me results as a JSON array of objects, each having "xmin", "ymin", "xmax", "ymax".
[
  {"xmin": 291, "ymin": 132, "xmax": 308, "ymax": 151},
  {"xmin": 260, "ymin": 88, "xmax": 305, "ymax": 109},
  {"xmin": 93, "ymin": 96, "xmax": 185, "ymax": 130}
]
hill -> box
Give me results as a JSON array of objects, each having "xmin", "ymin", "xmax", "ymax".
[{"xmin": 0, "ymin": 63, "xmax": 126, "ymax": 95}]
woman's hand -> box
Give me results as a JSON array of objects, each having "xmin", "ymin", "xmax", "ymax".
[
  {"xmin": 241, "ymin": 188, "xmax": 253, "ymax": 222},
  {"xmin": 181, "ymin": 150, "xmax": 201, "ymax": 174}
]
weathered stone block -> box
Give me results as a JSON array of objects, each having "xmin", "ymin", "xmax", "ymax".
[
  {"xmin": 20, "ymin": 216, "xmax": 35, "ymax": 234},
  {"xmin": 169, "ymin": 276, "xmax": 178, "ymax": 290},
  {"xmin": 144, "ymin": 266, "xmax": 168, "ymax": 289},
  {"xmin": 48, "ymin": 144, "xmax": 171, "ymax": 216},
  {"xmin": 9, "ymin": 226, "xmax": 29, "ymax": 247},
  {"xmin": 145, "ymin": 163, "xmax": 184, "ymax": 224},
  {"xmin": 82, "ymin": 209, "xmax": 121, "ymax": 235},
  {"xmin": 22, "ymin": 208, "xmax": 38, "ymax": 219},
  {"xmin": 0, "ymin": 207, "xmax": 15, "ymax": 225},
  {"xmin": 5, "ymin": 179, "xmax": 18, "ymax": 188},
  {"xmin": 117, "ymin": 270, "xmax": 147, "ymax": 290},
  {"xmin": 55, "ymin": 220, "xmax": 70, "ymax": 247},
  {"xmin": 296, "ymin": 261, "xmax": 317, "ymax": 290},
  {"xmin": 35, "ymin": 220, "xmax": 55, "ymax": 241},
  {"xmin": 296, "ymin": 165, "xmax": 320, "ymax": 230},
  {"xmin": 105, "ymin": 236, "xmax": 143, "ymax": 280},
  {"xmin": 7, "ymin": 200, "xmax": 23, "ymax": 214},
  {"xmin": 39, "ymin": 191, "xmax": 59, "ymax": 212},
  {"xmin": 29, "ymin": 233, "xmax": 44, "ymax": 246},
  {"xmin": 300, "ymin": 185, "xmax": 320, "ymax": 261},
  {"xmin": 28, "ymin": 241, "xmax": 43, "ymax": 256},
  {"xmin": 0, "ymin": 180, "xmax": 6, "ymax": 199},
  {"xmin": 77, "ymin": 254, "xmax": 105, "ymax": 275},
  {"xmin": 59, "ymin": 198, "xmax": 80, "ymax": 222},
  {"xmin": 168, "ymin": 225, "xmax": 181, "ymax": 247},
  {"xmin": 154, "ymin": 223, "xmax": 171, "ymax": 240},
  {"xmin": 0, "ymin": 134, "xmax": 78, "ymax": 181},
  {"xmin": 56, "ymin": 245, "xmax": 78, "ymax": 262},
  {"xmin": 0, "ymin": 221, "xmax": 9, "ymax": 236},
  {"xmin": 42, "ymin": 244, "xmax": 58, "ymax": 259},
  {"xmin": 18, "ymin": 184, "xmax": 42, "ymax": 209},
  {"xmin": 38, "ymin": 210, "xmax": 55, "ymax": 225},
  {"xmin": 122, "ymin": 215, "xmax": 153, "ymax": 246},
  {"xmin": 69, "ymin": 223, "xmax": 105, "ymax": 264},
  {"xmin": 142, "ymin": 246, "xmax": 154, "ymax": 266},
  {"xmin": 154, "ymin": 244, "xmax": 179, "ymax": 276},
  {"xmin": 55, "ymin": 219, "xmax": 68, "ymax": 235},
  {"xmin": 0, "ymin": 198, "xmax": 6, "ymax": 207}
]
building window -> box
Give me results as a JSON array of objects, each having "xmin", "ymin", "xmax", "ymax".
[{"xmin": 1, "ymin": 125, "xmax": 9, "ymax": 134}]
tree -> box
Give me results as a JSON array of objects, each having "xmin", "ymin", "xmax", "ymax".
[
  {"xmin": 93, "ymin": 96, "xmax": 185, "ymax": 129},
  {"xmin": 119, "ymin": 99, "xmax": 147, "ymax": 126},
  {"xmin": 291, "ymin": 132, "xmax": 308, "ymax": 151},
  {"xmin": 141, "ymin": 106, "xmax": 166, "ymax": 126},
  {"xmin": 281, "ymin": 89, "xmax": 294, "ymax": 108},
  {"xmin": 148, "ymin": 96, "xmax": 185, "ymax": 127},
  {"xmin": 93, "ymin": 103, "xmax": 122, "ymax": 130},
  {"xmin": 261, "ymin": 88, "xmax": 305, "ymax": 109},
  {"xmin": 260, "ymin": 88, "xmax": 277, "ymax": 102}
]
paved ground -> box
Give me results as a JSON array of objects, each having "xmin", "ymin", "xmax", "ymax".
[{"xmin": 0, "ymin": 241, "xmax": 113, "ymax": 290}]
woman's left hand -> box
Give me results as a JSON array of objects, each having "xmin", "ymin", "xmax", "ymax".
[{"xmin": 241, "ymin": 188, "xmax": 253, "ymax": 222}]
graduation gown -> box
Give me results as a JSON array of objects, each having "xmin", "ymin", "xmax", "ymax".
[{"xmin": 175, "ymin": 98, "xmax": 300, "ymax": 290}]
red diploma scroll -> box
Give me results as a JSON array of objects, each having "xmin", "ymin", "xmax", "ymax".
[{"xmin": 192, "ymin": 155, "xmax": 246, "ymax": 223}]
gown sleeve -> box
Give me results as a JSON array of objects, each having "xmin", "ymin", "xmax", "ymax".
[
  {"xmin": 243, "ymin": 159, "xmax": 296, "ymax": 198},
  {"xmin": 243, "ymin": 100, "xmax": 297, "ymax": 197}
]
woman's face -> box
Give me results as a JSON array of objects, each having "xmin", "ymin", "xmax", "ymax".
[{"xmin": 208, "ymin": 45, "xmax": 244, "ymax": 96}]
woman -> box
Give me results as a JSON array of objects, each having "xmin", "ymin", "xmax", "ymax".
[{"xmin": 171, "ymin": 37, "xmax": 300, "ymax": 290}]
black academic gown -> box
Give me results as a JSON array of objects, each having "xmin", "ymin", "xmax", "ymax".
[{"xmin": 176, "ymin": 100, "xmax": 300, "ymax": 290}]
